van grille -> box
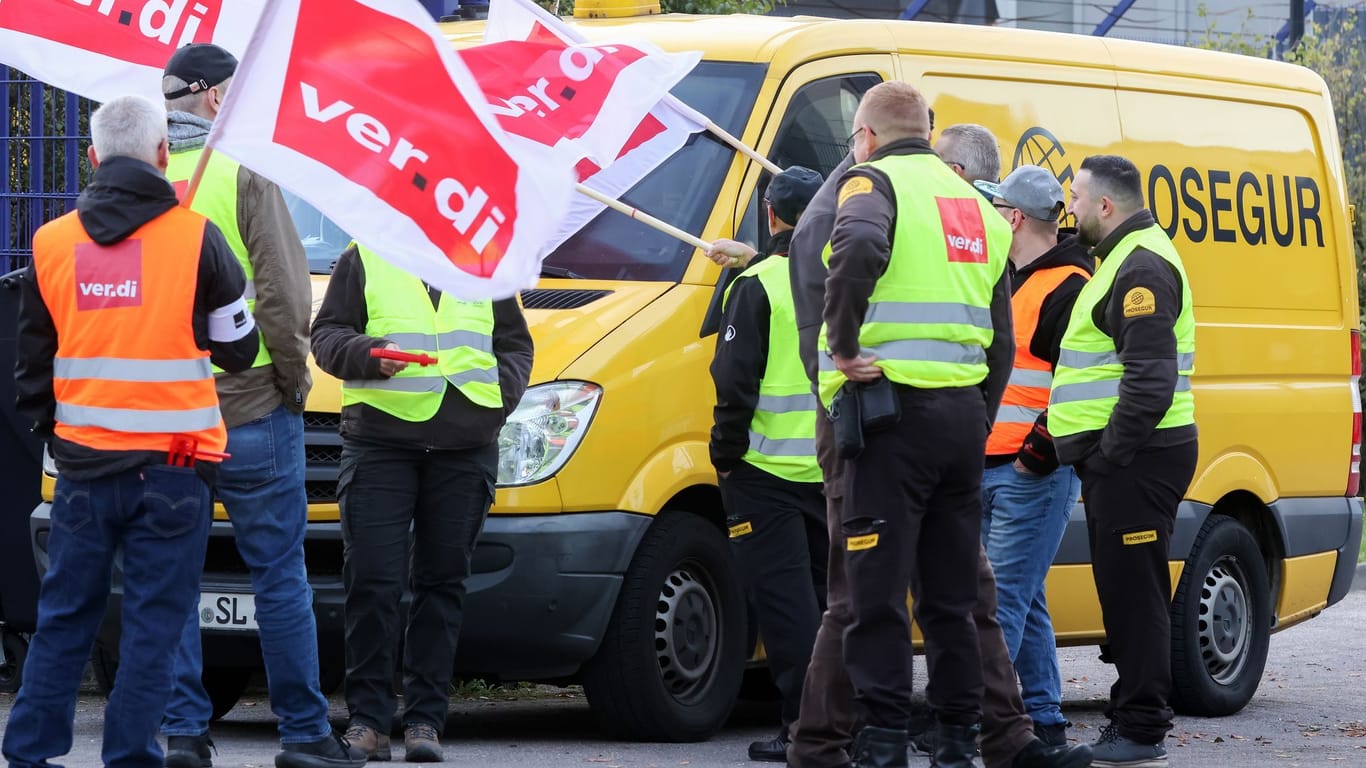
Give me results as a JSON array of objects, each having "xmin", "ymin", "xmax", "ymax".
[
  {"xmin": 303, "ymin": 411, "xmax": 342, "ymax": 504},
  {"xmin": 521, "ymin": 288, "xmax": 611, "ymax": 310}
]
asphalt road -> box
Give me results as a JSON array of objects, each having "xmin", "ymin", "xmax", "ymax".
[{"xmin": 4, "ymin": 579, "xmax": 1366, "ymax": 767}]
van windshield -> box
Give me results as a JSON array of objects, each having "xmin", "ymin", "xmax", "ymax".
[{"xmin": 283, "ymin": 60, "xmax": 765, "ymax": 281}]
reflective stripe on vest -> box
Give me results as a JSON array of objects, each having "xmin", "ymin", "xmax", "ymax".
[
  {"xmin": 722, "ymin": 255, "xmax": 821, "ymax": 484},
  {"xmin": 167, "ymin": 148, "xmax": 270, "ymax": 371},
  {"xmin": 1048, "ymin": 224, "xmax": 1196, "ymax": 437},
  {"xmin": 984, "ymin": 264, "xmax": 1089, "ymax": 455},
  {"xmin": 32, "ymin": 209, "xmax": 226, "ymax": 453},
  {"xmin": 342, "ymin": 245, "xmax": 501, "ymax": 420},
  {"xmin": 816, "ymin": 153, "xmax": 1011, "ymax": 407}
]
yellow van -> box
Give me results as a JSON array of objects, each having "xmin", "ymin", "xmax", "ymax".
[{"xmin": 31, "ymin": 4, "xmax": 1362, "ymax": 742}]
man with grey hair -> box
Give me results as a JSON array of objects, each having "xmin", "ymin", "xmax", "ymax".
[
  {"xmin": 2, "ymin": 94, "xmax": 260, "ymax": 768},
  {"xmin": 155, "ymin": 43, "xmax": 358, "ymax": 768},
  {"xmin": 937, "ymin": 123, "xmax": 1002, "ymax": 186}
]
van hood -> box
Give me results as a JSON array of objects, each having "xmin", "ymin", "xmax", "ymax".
[{"xmin": 308, "ymin": 275, "xmax": 673, "ymax": 383}]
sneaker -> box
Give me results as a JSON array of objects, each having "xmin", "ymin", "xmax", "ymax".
[
  {"xmin": 1092, "ymin": 723, "xmax": 1167, "ymax": 768},
  {"xmin": 1033, "ymin": 720, "xmax": 1071, "ymax": 747},
  {"xmin": 747, "ymin": 729, "xmax": 791, "ymax": 762},
  {"xmin": 908, "ymin": 723, "xmax": 937, "ymax": 755},
  {"xmin": 403, "ymin": 723, "xmax": 442, "ymax": 763},
  {"xmin": 344, "ymin": 722, "xmax": 392, "ymax": 762},
  {"xmin": 165, "ymin": 734, "xmax": 214, "ymax": 768},
  {"xmin": 1012, "ymin": 737, "xmax": 1094, "ymax": 768},
  {"xmin": 275, "ymin": 731, "xmax": 367, "ymax": 768}
]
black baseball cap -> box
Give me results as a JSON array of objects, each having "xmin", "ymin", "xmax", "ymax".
[
  {"xmin": 163, "ymin": 44, "xmax": 238, "ymax": 99},
  {"xmin": 767, "ymin": 166, "xmax": 824, "ymax": 226}
]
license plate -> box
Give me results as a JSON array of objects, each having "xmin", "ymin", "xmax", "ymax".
[{"xmin": 198, "ymin": 592, "xmax": 258, "ymax": 631}]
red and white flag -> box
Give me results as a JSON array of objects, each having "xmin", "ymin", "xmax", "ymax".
[
  {"xmin": 459, "ymin": 30, "xmax": 698, "ymax": 169},
  {"xmin": 483, "ymin": 0, "xmax": 709, "ymax": 248},
  {"xmin": 0, "ymin": 0, "xmax": 265, "ymax": 103},
  {"xmin": 206, "ymin": 0, "xmax": 575, "ymax": 300}
]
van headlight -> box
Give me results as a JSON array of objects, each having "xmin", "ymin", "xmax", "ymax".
[
  {"xmin": 497, "ymin": 382, "xmax": 602, "ymax": 487},
  {"xmin": 42, "ymin": 444, "xmax": 58, "ymax": 477}
]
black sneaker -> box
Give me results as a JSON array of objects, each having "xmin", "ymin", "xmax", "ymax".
[
  {"xmin": 165, "ymin": 734, "xmax": 214, "ymax": 768},
  {"xmin": 275, "ymin": 731, "xmax": 368, "ymax": 768},
  {"xmin": 1092, "ymin": 722, "xmax": 1167, "ymax": 768},
  {"xmin": 1012, "ymin": 737, "xmax": 1093, "ymax": 768},
  {"xmin": 747, "ymin": 729, "xmax": 791, "ymax": 762},
  {"xmin": 1033, "ymin": 720, "xmax": 1071, "ymax": 747}
]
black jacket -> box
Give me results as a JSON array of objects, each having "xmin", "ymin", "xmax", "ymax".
[
  {"xmin": 16, "ymin": 156, "xmax": 259, "ymax": 481},
  {"xmin": 709, "ymin": 230, "xmax": 793, "ymax": 472},
  {"xmin": 1054, "ymin": 210, "xmax": 1198, "ymax": 470},
  {"xmin": 790, "ymin": 152, "xmax": 856, "ymax": 389},
  {"xmin": 822, "ymin": 138, "xmax": 1014, "ymax": 426},
  {"xmin": 989, "ymin": 234, "xmax": 1093, "ymax": 474},
  {"xmin": 310, "ymin": 243, "xmax": 534, "ymax": 451}
]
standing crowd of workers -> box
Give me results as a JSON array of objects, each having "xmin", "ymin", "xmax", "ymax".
[
  {"xmin": 707, "ymin": 81, "xmax": 1195, "ymax": 768},
  {"xmin": 0, "ymin": 42, "xmax": 1194, "ymax": 768}
]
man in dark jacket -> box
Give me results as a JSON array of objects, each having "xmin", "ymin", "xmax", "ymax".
[
  {"xmin": 1053, "ymin": 155, "xmax": 1198, "ymax": 768},
  {"xmin": 708, "ymin": 166, "xmax": 827, "ymax": 762},
  {"xmin": 312, "ymin": 243, "xmax": 533, "ymax": 762},
  {"xmin": 2, "ymin": 94, "xmax": 260, "ymax": 768},
  {"xmin": 154, "ymin": 43, "xmax": 357, "ymax": 768},
  {"xmin": 974, "ymin": 166, "xmax": 1093, "ymax": 748}
]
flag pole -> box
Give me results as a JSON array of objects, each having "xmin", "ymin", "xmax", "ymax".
[
  {"xmin": 179, "ymin": 143, "xmax": 214, "ymax": 209},
  {"xmin": 704, "ymin": 121, "xmax": 782, "ymax": 175},
  {"xmin": 575, "ymin": 183, "xmax": 712, "ymax": 252}
]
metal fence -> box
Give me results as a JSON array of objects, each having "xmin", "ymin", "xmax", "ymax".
[{"xmin": 1, "ymin": 69, "xmax": 94, "ymax": 273}]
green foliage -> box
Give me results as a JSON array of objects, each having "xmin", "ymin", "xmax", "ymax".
[{"xmin": 536, "ymin": 0, "xmax": 776, "ymax": 18}]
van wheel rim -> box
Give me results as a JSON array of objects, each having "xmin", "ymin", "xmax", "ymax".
[
  {"xmin": 654, "ymin": 564, "xmax": 718, "ymax": 699},
  {"xmin": 1198, "ymin": 557, "xmax": 1251, "ymax": 685}
]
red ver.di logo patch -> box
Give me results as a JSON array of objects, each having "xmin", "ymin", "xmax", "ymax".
[
  {"xmin": 75, "ymin": 240, "xmax": 143, "ymax": 310},
  {"xmin": 935, "ymin": 197, "xmax": 988, "ymax": 264}
]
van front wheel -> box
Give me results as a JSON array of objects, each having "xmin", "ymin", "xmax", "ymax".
[
  {"xmin": 582, "ymin": 511, "xmax": 745, "ymax": 742},
  {"xmin": 1170, "ymin": 515, "xmax": 1271, "ymax": 716}
]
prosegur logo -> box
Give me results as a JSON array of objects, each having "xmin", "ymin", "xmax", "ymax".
[
  {"xmin": 0, "ymin": 1, "xmax": 223, "ymax": 68},
  {"xmin": 74, "ymin": 240, "xmax": 143, "ymax": 311}
]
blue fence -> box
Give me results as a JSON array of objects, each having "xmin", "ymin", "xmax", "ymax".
[{"xmin": 1, "ymin": 69, "xmax": 93, "ymax": 273}]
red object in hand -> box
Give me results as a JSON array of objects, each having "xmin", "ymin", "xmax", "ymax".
[
  {"xmin": 369, "ymin": 348, "xmax": 437, "ymax": 366},
  {"xmin": 168, "ymin": 436, "xmax": 231, "ymax": 466}
]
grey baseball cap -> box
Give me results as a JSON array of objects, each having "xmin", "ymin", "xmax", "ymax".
[{"xmin": 973, "ymin": 165, "xmax": 1064, "ymax": 221}]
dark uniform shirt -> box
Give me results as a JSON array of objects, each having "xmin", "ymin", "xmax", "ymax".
[
  {"xmin": 709, "ymin": 230, "xmax": 793, "ymax": 472},
  {"xmin": 1053, "ymin": 209, "xmax": 1199, "ymax": 470},
  {"xmin": 822, "ymin": 137, "xmax": 1015, "ymax": 426}
]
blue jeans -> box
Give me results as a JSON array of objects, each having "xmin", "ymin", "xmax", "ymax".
[
  {"xmin": 980, "ymin": 461, "xmax": 1081, "ymax": 728},
  {"xmin": 161, "ymin": 406, "xmax": 330, "ymax": 743},
  {"xmin": 2, "ymin": 465, "xmax": 210, "ymax": 768}
]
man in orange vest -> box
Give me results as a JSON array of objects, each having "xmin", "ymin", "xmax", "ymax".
[
  {"xmin": 2, "ymin": 94, "xmax": 260, "ymax": 768},
  {"xmin": 974, "ymin": 165, "xmax": 1093, "ymax": 748}
]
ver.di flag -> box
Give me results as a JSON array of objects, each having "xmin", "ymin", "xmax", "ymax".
[
  {"xmin": 0, "ymin": 0, "xmax": 265, "ymax": 103},
  {"xmin": 206, "ymin": 0, "xmax": 576, "ymax": 300},
  {"xmin": 483, "ymin": 0, "xmax": 708, "ymax": 248}
]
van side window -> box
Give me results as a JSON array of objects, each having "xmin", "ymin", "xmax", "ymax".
[{"xmin": 771, "ymin": 73, "xmax": 881, "ymax": 180}]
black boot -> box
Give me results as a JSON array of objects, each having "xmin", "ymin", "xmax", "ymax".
[
  {"xmin": 932, "ymin": 722, "xmax": 980, "ymax": 768},
  {"xmin": 850, "ymin": 725, "xmax": 909, "ymax": 768}
]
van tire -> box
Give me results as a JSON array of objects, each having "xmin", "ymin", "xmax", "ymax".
[
  {"xmin": 91, "ymin": 639, "xmax": 246, "ymax": 721},
  {"xmin": 581, "ymin": 511, "xmax": 745, "ymax": 742},
  {"xmin": 1170, "ymin": 515, "xmax": 1271, "ymax": 716}
]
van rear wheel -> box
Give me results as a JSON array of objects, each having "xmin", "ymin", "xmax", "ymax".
[
  {"xmin": 1170, "ymin": 515, "xmax": 1271, "ymax": 716},
  {"xmin": 582, "ymin": 511, "xmax": 745, "ymax": 742}
]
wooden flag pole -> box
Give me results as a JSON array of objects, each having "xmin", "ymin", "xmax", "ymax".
[
  {"xmin": 179, "ymin": 144, "xmax": 214, "ymax": 209},
  {"xmin": 575, "ymin": 183, "xmax": 713, "ymax": 252},
  {"xmin": 704, "ymin": 120, "xmax": 782, "ymax": 175}
]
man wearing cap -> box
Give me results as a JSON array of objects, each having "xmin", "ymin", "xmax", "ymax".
[
  {"xmin": 707, "ymin": 166, "xmax": 828, "ymax": 763},
  {"xmin": 974, "ymin": 165, "xmax": 1093, "ymax": 749},
  {"xmin": 156, "ymin": 45, "xmax": 355, "ymax": 768}
]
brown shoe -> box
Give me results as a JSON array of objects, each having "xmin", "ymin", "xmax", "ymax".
[
  {"xmin": 403, "ymin": 723, "xmax": 442, "ymax": 763},
  {"xmin": 343, "ymin": 722, "xmax": 391, "ymax": 761}
]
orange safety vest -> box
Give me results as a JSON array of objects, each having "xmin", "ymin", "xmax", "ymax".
[
  {"xmin": 985, "ymin": 264, "xmax": 1088, "ymax": 456},
  {"xmin": 32, "ymin": 208, "xmax": 227, "ymax": 454}
]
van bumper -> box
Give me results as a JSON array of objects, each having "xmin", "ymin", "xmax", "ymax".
[
  {"xmin": 30, "ymin": 503, "xmax": 653, "ymax": 682},
  {"xmin": 1323, "ymin": 496, "xmax": 1363, "ymax": 607}
]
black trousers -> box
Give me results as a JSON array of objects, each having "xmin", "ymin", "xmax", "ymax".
[
  {"xmin": 338, "ymin": 439, "xmax": 498, "ymax": 734},
  {"xmin": 1079, "ymin": 440, "xmax": 1198, "ymax": 745},
  {"xmin": 843, "ymin": 385, "xmax": 987, "ymax": 728},
  {"xmin": 720, "ymin": 460, "xmax": 828, "ymax": 730}
]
